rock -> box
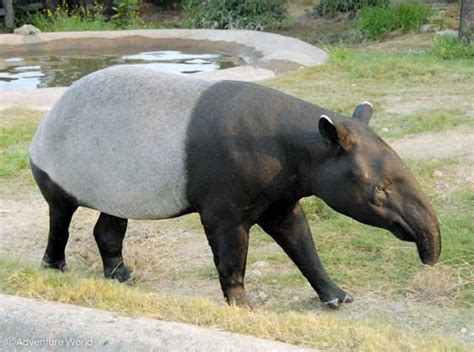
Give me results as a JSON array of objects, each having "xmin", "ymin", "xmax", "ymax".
[
  {"xmin": 14, "ymin": 24, "xmax": 41, "ymax": 36},
  {"xmin": 388, "ymin": 29, "xmax": 402, "ymax": 38},
  {"xmin": 432, "ymin": 170, "xmax": 443, "ymax": 178},
  {"xmin": 248, "ymin": 290, "xmax": 268, "ymax": 301},
  {"xmin": 460, "ymin": 327, "xmax": 467, "ymax": 334},
  {"xmin": 252, "ymin": 261, "xmax": 270, "ymax": 270},
  {"xmin": 247, "ymin": 268, "xmax": 262, "ymax": 279},
  {"xmin": 382, "ymin": 127, "xmax": 389, "ymax": 133},
  {"xmin": 258, "ymin": 290, "xmax": 268, "ymax": 300},
  {"xmin": 435, "ymin": 29, "xmax": 458, "ymax": 38},
  {"xmin": 420, "ymin": 24, "xmax": 439, "ymax": 33}
]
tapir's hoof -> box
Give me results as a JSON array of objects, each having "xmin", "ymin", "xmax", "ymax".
[
  {"xmin": 105, "ymin": 263, "xmax": 131, "ymax": 283},
  {"xmin": 41, "ymin": 258, "xmax": 67, "ymax": 272},
  {"xmin": 323, "ymin": 293, "xmax": 353, "ymax": 309}
]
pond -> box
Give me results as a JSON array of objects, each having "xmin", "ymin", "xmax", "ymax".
[{"xmin": 0, "ymin": 49, "xmax": 239, "ymax": 90}]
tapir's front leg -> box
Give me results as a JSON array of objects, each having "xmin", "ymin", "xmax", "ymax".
[
  {"xmin": 200, "ymin": 212, "xmax": 250, "ymax": 306},
  {"xmin": 258, "ymin": 202, "xmax": 353, "ymax": 309}
]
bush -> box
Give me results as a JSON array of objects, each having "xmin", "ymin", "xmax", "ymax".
[
  {"xmin": 394, "ymin": 1, "xmax": 432, "ymax": 32},
  {"xmin": 182, "ymin": 0, "xmax": 289, "ymax": 31},
  {"xmin": 431, "ymin": 36, "xmax": 474, "ymax": 60},
  {"xmin": 357, "ymin": 2, "xmax": 431, "ymax": 40},
  {"xmin": 26, "ymin": 0, "xmax": 145, "ymax": 31},
  {"xmin": 148, "ymin": 0, "xmax": 181, "ymax": 9},
  {"xmin": 112, "ymin": 0, "xmax": 141, "ymax": 28},
  {"xmin": 28, "ymin": 4, "xmax": 112, "ymax": 32},
  {"xmin": 314, "ymin": 0, "xmax": 388, "ymax": 19}
]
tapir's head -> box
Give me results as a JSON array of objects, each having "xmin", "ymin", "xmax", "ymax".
[{"xmin": 312, "ymin": 102, "xmax": 441, "ymax": 266}]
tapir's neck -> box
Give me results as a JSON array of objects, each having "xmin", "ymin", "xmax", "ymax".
[{"xmin": 270, "ymin": 97, "xmax": 341, "ymax": 200}]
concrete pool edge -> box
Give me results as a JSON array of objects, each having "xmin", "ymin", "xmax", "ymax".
[
  {"xmin": 0, "ymin": 29, "xmax": 328, "ymax": 110},
  {"xmin": 0, "ymin": 294, "xmax": 314, "ymax": 351}
]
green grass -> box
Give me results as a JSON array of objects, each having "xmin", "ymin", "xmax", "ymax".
[
  {"xmin": 0, "ymin": 108, "xmax": 42, "ymax": 178},
  {"xmin": 26, "ymin": 4, "xmax": 164, "ymax": 32},
  {"xmin": 357, "ymin": 2, "xmax": 431, "ymax": 40},
  {"xmin": 182, "ymin": 0, "xmax": 290, "ymax": 31},
  {"xmin": 0, "ymin": 257, "xmax": 466, "ymax": 351},
  {"xmin": 372, "ymin": 109, "xmax": 474, "ymax": 140},
  {"xmin": 263, "ymin": 47, "xmax": 474, "ymax": 135},
  {"xmin": 432, "ymin": 36, "xmax": 474, "ymax": 60}
]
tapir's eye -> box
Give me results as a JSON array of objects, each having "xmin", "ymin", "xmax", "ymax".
[
  {"xmin": 371, "ymin": 184, "xmax": 387, "ymax": 206},
  {"xmin": 375, "ymin": 184, "xmax": 385, "ymax": 194}
]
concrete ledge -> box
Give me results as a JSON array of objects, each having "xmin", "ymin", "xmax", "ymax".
[{"xmin": 0, "ymin": 294, "xmax": 313, "ymax": 351}]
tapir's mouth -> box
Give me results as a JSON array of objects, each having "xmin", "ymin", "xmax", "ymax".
[
  {"xmin": 390, "ymin": 220, "xmax": 440, "ymax": 266},
  {"xmin": 390, "ymin": 220, "xmax": 415, "ymax": 242}
]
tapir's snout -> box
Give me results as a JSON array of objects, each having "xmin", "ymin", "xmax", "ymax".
[
  {"xmin": 412, "ymin": 198, "xmax": 441, "ymax": 266},
  {"xmin": 417, "ymin": 224, "xmax": 441, "ymax": 266}
]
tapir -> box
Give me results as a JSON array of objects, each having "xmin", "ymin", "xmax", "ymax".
[{"xmin": 29, "ymin": 65, "xmax": 441, "ymax": 308}]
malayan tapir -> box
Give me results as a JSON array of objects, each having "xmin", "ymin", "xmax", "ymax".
[{"xmin": 29, "ymin": 65, "xmax": 441, "ymax": 309}]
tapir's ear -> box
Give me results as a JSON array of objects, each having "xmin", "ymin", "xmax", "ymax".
[
  {"xmin": 352, "ymin": 101, "xmax": 373, "ymax": 124},
  {"xmin": 319, "ymin": 115, "xmax": 353, "ymax": 151}
]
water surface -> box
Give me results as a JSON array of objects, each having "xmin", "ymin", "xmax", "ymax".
[{"xmin": 0, "ymin": 49, "xmax": 238, "ymax": 90}]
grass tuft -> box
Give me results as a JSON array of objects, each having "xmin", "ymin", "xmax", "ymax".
[
  {"xmin": 431, "ymin": 36, "xmax": 474, "ymax": 60},
  {"xmin": 357, "ymin": 2, "xmax": 431, "ymax": 40}
]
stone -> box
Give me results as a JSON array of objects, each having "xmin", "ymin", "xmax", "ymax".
[
  {"xmin": 382, "ymin": 127, "xmax": 389, "ymax": 132},
  {"xmin": 14, "ymin": 24, "xmax": 41, "ymax": 36},
  {"xmin": 432, "ymin": 170, "xmax": 443, "ymax": 178},
  {"xmin": 252, "ymin": 261, "xmax": 270, "ymax": 270},
  {"xmin": 258, "ymin": 290, "xmax": 268, "ymax": 300},
  {"xmin": 460, "ymin": 327, "xmax": 467, "ymax": 334},
  {"xmin": 420, "ymin": 24, "xmax": 439, "ymax": 33},
  {"xmin": 247, "ymin": 268, "xmax": 262, "ymax": 279},
  {"xmin": 435, "ymin": 29, "xmax": 458, "ymax": 38}
]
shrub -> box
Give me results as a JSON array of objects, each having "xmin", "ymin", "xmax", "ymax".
[
  {"xmin": 394, "ymin": 1, "xmax": 432, "ymax": 32},
  {"xmin": 112, "ymin": 0, "xmax": 141, "ymax": 28},
  {"xmin": 26, "ymin": 0, "xmax": 145, "ymax": 31},
  {"xmin": 314, "ymin": 0, "xmax": 388, "ymax": 19},
  {"xmin": 357, "ymin": 1, "xmax": 431, "ymax": 40},
  {"xmin": 182, "ymin": 0, "xmax": 289, "ymax": 31},
  {"xmin": 431, "ymin": 36, "xmax": 474, "ymax": 60},
  {"xmin": 148, "ymin": 0, "xmax": 181, "ymax": 9},
  {"xmin": 27, "ymin": 4, "xmax": 112, "ymax": 32}
]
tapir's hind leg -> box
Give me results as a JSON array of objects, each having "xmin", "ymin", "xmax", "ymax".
[
  {"xmin": 258, "ymin": 201, "xmax": 353, "ymax": 309},
  {"xmin": 93, "ymin": 213, "xmax": 131, "ymax": 283},
  {"xmin": 31, "ymin": 161, "xmax": 78, "ymax": 271}
]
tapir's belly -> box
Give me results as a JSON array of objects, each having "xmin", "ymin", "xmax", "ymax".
[{"xmin": 29, "ymin": 66, "xmax": 214, "ymax": 219}]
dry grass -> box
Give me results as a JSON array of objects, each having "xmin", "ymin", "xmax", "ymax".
[
  {"xmin": 0, "ymin": 107, "xmax": 43, "ymax": 129},
  {"xmin": 69, "ymin": 232, "xmax": 165, "ymax": 286},
  {"xmin": 0, "ymin": 259, "xmax": 466, "ymax": 352},
  {"xmin": 407, "ymin": 263, "xmax": 473, "ymax": 306}
]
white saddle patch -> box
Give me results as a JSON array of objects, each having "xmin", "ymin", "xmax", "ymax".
[{"xmin": 30, "ymin": 66, "xmax": 216, "ymax": 220}]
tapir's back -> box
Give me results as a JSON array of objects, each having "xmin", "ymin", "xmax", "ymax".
[{"xmin": 30, "ymin": 66, "xmax": 215, "ymax": 219}]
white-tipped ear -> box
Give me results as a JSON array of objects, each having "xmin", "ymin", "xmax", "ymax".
[
  {"xmin": 352, "ymin": 101, "xmax": 373, "ymax": 124},
  {"xmin": 320, "ymin": 114, "xmax": 333, "ymax": 125},
  {"xmin": 319, "ymin": 114, "xmax": 353, "ymax": 151}
]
